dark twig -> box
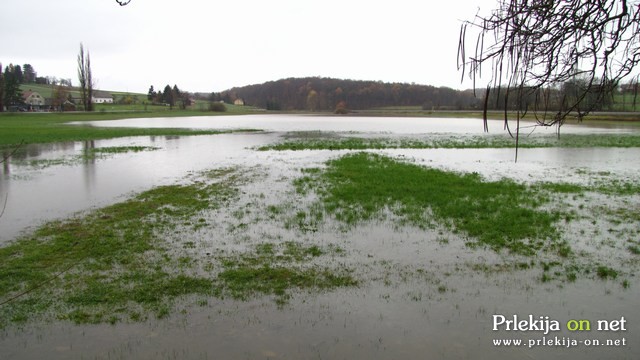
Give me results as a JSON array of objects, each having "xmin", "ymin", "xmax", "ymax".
[{"xmin": 459, "ymin": 0, "xmax": 640, "ymax": 128}]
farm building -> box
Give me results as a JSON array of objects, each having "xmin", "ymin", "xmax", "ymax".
[
  {"xmin": 23, "ymin": 90, "xmax": 46, "ymax": 109},
  {"xmin": 92, "ymin": 91, "xmax": 114, "ymax": 104}
]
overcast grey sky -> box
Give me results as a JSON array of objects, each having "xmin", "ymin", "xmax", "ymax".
[{"xmin": 1, "ymin": 0, "xmax": 497, "ymax": 93}]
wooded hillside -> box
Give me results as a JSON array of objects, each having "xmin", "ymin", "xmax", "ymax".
[{"xmin": 218, "ymin": 77, "xmax": 481, "ymax": 111}]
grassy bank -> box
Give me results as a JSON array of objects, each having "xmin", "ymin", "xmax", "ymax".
[{"xmin": 0, "ymin": 107, "xmax": 258, "ymax": 147}]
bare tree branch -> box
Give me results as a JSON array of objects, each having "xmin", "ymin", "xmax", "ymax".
[
  {"xmin": 459, "ymin": 0, "xmax": 640, "ymax": 129},
  {"xmin": 115, "ymin": 0, "xmax": 132, "ymax": 5}
]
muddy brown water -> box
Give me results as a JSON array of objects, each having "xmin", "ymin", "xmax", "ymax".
[{"xmin": 1, "ymin": 115, "xmax": 638, "ymax": 359}]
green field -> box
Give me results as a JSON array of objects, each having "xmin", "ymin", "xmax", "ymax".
[
  {"xmin": 19, "ymin": 83, "xmax": 79, "ymax": 99},
  {"xmin": 20, "ymin": 84, "xmax": 149, "ymax": 101},
  {"xmin": 607, "ymin": 92, "xmax": 640, "ymax": 112},
  {"xmin": 0, "ymin": 107, "xmax": 259, "ymax": 147},
  {"xmin": 18, "ymin": 84, "xmax": 253, "ymax": 112}
]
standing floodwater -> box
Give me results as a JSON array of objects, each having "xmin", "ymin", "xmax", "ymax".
[
  {"xmin": 2, "ymin": 115, "xmax": 637, "ymax": 242},
  {"xmin": 1, "ymin": 115, "xmax": 639, "ymax": 360}
]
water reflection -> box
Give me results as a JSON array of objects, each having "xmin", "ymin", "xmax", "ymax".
[
  {"xmin": 0, "ymin": 133, "xmax": 274, "ymax": 241},
  {"xmin": 2, "ymin": 156, "xmax": 8, "ymax": 175}
]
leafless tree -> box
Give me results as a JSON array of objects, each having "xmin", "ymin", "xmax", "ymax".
[
  {"xmin": 459, "ymin": 0, "xmax": 640, "ymax": 131},
  {"xmin": 77, "ymin": 43, "xmax": 94, "ymax": 112}
]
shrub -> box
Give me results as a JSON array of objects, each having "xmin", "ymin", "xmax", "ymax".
[{"xmin": 209, "ymin": 102, "xmax": 227, "ymax": 112}]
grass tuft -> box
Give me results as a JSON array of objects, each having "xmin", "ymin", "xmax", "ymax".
[
  {"xmin": 301, "ymin": 153, "xmax": 561, "ymax": 255},
  {"xmin": 215, "ymin": 242, "xmax": 355, "ymax": 303}
]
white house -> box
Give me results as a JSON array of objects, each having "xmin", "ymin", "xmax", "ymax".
[
  {"xmin": 92, "ymin": 91, "xmax": 114, "ymax": 104},
  {"xmin": 23, "ymin": 90, "xmax": 45, "ymax": 106}
]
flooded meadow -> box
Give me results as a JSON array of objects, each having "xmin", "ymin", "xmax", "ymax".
[{"xmin": 0, "ymin": 115, "xmax": 638, "ymax": 359}]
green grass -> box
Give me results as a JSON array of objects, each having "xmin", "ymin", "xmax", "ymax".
[
  {"xmin": 592, "ymin": 179, "xmax": 640, "ymax": 196},
  {"xmin": 87, "ymin": 145, "xmax": 159, "ymax": 154},
  {"xmin": 11, "ymin": 146, "xmax": 160, "ymax": 169},
  {"xmin": 0, "ymin": 165, "xmax": 358, "ymax": 325},
  {"xmin": 609, "ymin": 93, "xmax": 640, "ymax": 112},
  {"xmin": 259, "ymin": 133, "xmax": 640, "ymax": 151},
  {"xmin": 356, "ymin": 108, "xmax": 640, "ymax": 122},
  {"xmin": 216, "ymin": 242, "xmax": 356, "ymax": 304},
  {"xmin": 0, "ymin": 172, "xmax": 239, "ymax": 326},
  {"xmin": 79, "ymin": 146, "xmax": 161, "ymax": 162},
  {"xmin": 297, "ymin": 153, "xmax": 563, "ymax": 255},
  {"xmin": 20, "ymin": 83, "xmax": 81, "ymax": 99},
  {"xmin": 596, "ymin": 266, "xmax": 619, "ymax": 279},
  {"xmin": 0, "ymin": 109, "xmax": 260, "ymax": 147}
]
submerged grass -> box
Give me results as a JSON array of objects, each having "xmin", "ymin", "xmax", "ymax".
[
  {"xmin": 259, "ymin": 133, "xmax": 640, "ymax": 151},
  {"xmin": 87, "ymin": 145, "xmax": 160, "ymax": 155},
  {"xmin": 0, "ymin": 165, "xmax": 358, "ymax": 326},
  {"xmin": 293, "ymin": 153, "xmax": 638, "ymax": 283},
  {"xmin": 0, "ymin": 172, "xmax": 238, "ymax": 326},
  {"xmin": 297, "ymin": 153, "xmax": 563, "ymax": 255},
  {"xmin": 216, "ymin": 242, "xmax": 356, "ymax": 305},
  {"xmin": 13, "ymin": 146, "xmax": 160, "ymax": 169}
]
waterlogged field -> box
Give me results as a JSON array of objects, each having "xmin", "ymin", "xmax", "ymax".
[{"xmin": 0, "ymin": 115, "xmax": 639, "ymax": 359}]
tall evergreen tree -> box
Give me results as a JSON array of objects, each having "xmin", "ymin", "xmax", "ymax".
[
  {"xmin": 14, "ymin": 65, "xmax": 24, "ymax": 84},
  {"xmin": 3, "ymin": 65, "xmax": 23, "ymax": 108},
  {"xmin": 162, "ymin": 84, "xmax": 174, "ymax": 109},
  {"xmin": 22, "ymin": 64, "xmax": 36, "ymax": 83}
]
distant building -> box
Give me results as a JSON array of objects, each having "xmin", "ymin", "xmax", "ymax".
[
  {"xmin": 92, "ymin": 91, "xmax": 114, "ymax": 104},
  {"xmin": 23, "ymin": 90, "xmax": 45, "ymax": 108},
  {"xmin": 234, "ymin": 98, "xmax": 245, "ymax": 106}
]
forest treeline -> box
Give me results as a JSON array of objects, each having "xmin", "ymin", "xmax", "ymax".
[
  {"xmin": 214, "ymin": 76, "xmax": 640, "ymax": 113},
  {"xmin": 216, "ymin": 77, "xmax": 481, "ymax": 111}
]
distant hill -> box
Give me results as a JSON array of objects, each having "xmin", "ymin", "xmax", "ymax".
[
  {"xmin": 19, "ymin": 84, "xmax": 148, "ymax": 103},
  {"xmin": 18, "ymin": 78, "xmax": 484, "ymax": 112},
  {"xmin": 219, "ymin": 77, "xmax": 482, "ymax": 112},
  {"xmin": 18, "ymin": 83, "xmax": 82, "ymax": 99},
  {"xmin": 19, "ymin": 84, "xmax": 118, "ymax": 98}
]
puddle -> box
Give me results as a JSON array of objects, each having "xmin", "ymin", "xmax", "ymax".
[{"xmin": 1, "ymin": 115, "xmax": 639, "ymax": 359}]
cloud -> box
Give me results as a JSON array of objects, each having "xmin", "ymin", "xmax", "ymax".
[{"xmin": 1, "ymin": 0, "xmax": 496, "ymax": 92}]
